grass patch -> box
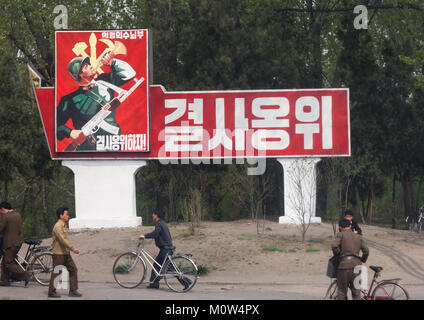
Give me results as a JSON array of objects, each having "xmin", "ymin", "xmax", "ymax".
[
  {"xmin": 306, "ymin": 247, "xmax": 320, "ymax": 252},
  {"xmin": 197, "ymin": 264, "xmax": 211, "ymax": 276},
  {"xmin": 288, "ymin": 248, "xmax": 297, "ymax": 253},
  {"xmin": 308, "ymin": 238, "xmax": 325, "ymax": 244},
  {"xmin": 262, "ymin": 246, "xmax": 285, "ymax": 253}
]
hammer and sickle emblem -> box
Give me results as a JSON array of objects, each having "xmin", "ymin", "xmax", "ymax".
[{"xmin": 71, "ymin": 33, "xmax": 127, "ymax": 75}]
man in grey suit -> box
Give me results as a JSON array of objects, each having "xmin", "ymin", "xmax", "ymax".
[{"xmin": 332, "ymin": 219, "xmax": 369, "ymax": 300}]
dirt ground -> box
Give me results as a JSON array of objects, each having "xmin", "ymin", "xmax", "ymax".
[{"xmin": 32, "ymin": 219, "xmax": 424, "ymax": 286}]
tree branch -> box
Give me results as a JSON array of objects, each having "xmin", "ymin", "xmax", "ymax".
[{"xmin": 279, "ymin": 3, "xmax": 423, "ymax": 13}]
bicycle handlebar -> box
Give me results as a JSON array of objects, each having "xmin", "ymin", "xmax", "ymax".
[{"xmin": 137, "ymin": 238, "xmax": 145, "ymax": 249}]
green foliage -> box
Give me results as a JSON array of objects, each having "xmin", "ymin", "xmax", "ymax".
[
  {"xmin": 262, "ymin": 246, "xmax": 285, "ymax": 253},
  {"xmin": 196, "ymin": 264, "xmax": 210, "ymax": 276}
]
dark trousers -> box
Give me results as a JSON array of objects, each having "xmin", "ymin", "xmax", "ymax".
[
  {"xmin": 150, "ymin": 247, "xmax": 167, "ymax": 284},
  {"xmin": 1, "ymin": 246, "xmax": 27, "ymax": 283},
  {"xmin": 337, "ymin": 268, "xmax": 361, "ymax": 300},
  {"xmin": 48, "ymin": 254, "xmax": 78, "ymax": 294}
]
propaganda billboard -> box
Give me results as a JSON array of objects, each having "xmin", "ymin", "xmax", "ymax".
[
  {"xmin": 34, "ymin": 29, "xmax": 350, "ymax": 160},
  {"xmin": 55, "ymin": 30, "xmax": 150, "ymax": 153}
]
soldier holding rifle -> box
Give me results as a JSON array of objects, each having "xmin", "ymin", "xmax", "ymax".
[{"xmin": 56, "ymin": 50, "xmax": 136, "ymax": 151}]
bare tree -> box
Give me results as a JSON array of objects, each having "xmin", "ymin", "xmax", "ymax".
[
  {"xmin": 285, "ymin": 159, "xmax": 320, "ymax": 242},
  {"xmin": 182, "ymin": 188, "xmax": 203, "ymax": 236},
  {"xmin": 230, "ymin": 164, "xmax": 273, "ymax": 234}
]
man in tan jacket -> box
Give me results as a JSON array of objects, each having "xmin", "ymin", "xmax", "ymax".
[
  {"xmin": 48, "ymin": 206, "xmax": 82, "ymax": 298},
  {"xmin": 0, "ymin": 202, "xmax": 29, "ymax": 286},
  {"xmin": 331, "ymin": 218, "xmax": 369, "ymax": 300}
]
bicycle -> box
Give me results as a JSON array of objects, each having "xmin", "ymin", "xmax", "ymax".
[
  {"xmin": 324, "ymin": 265, "xmax": 410, "ymax": 300},
  {"xmin": 4, "ymin": 239, "xmax": 53, "ymax": 286},
  {"xmin": 405, "ymin": 206, "xmax": 423, "ymax": 233},
  {"xmin": 112, "ymin": 239, "xmax": 198, "ymax": 293}
]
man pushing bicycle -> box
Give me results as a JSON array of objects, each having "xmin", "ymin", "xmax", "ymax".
[{"xmin": 139, "ymin": 211, "xmax": 191, "ymax": 290}]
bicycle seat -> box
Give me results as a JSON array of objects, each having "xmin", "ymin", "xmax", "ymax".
[
  {"xmin": 25, "ymin": 239, "xmax": 42, "ymax": 245},
  {"xmin": 370, "ymin": 266, "xmax": 383, "ymax": 273}
]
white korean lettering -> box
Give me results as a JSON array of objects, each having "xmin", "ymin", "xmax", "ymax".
[
  {"xmin": 295, "ymin": 96, "xmax": 320, "ymax": 122},
  {"xmin": 252, "ymin": 129, "xmax": 290, "ymax": 150},
  {"xmin": 165, "ymin": 99, "xmax": 186, "ymax": 124},
  {"xmin": 208, "ymin": 98, "xmax": 232, "ymax": 150},
  {"xmin": 295, "ymin": 96, "xmax": 320, "ymax": 150},
  {"xmin": 234, "ymin": 98, "xmax": 248, "ymax": 151},
  {"xmin": 321, "ymin": 96, "xmax": 333, "ymax": 149},
  {"xmin": 251, "ymin": 97, "xmax": 289, "ymax": 128},
  {"xmin": 165, "ymin": 126, "xmax": 203, "ymax": 152},
  {"xmin": 188, "ymin": 99, "xmax": 203, "ymax": 124}
]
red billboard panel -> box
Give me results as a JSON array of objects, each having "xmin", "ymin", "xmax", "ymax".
[
  {"xmin": 55, "ymin": 30, "xmax": 150, "ymax": 153},
  {"xmin": 36, "ymin": 85, "xmax": 350, "ymax": 160},
  {"xmin": 150, "ymin": 86, "xmax": 350, "ymax": 159}
]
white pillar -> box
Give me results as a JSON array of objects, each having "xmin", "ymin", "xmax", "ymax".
[
  {"xmin": 277, "ymin": 158, "xmax": 321, "ymax": 225},
  {"xmin": 63, "ymin": 160, "xmax": 147, "ymax": 229}
]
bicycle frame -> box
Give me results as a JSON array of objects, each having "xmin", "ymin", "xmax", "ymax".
[
  {"xmin": 14, "ymin": 253, "xmax": 29, "ymax": 271},
  {"xmin": 133, "ymin": 241, "xmax": 172, "ymax": 279},
  {"xmin": 362, "ymin": 271, "xmax": 402, "ymax": 299},
  {"xmin": 9, "ymin": 241, "xmax": 51, "ymax": 272},
  {"xmin": 325, "ymin": 267, "xmax": 407, "ymax": 300}
]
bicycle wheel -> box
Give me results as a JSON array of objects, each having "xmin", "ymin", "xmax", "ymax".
[
  {"xmin": 163, "ymin": 255, "xmax": 198, "ymax": 293},
  {"xmin": 113, "ymin": 252, "xmax": 146, "ymax": 288},
  {"xmin": 324, "ymin": 280, "xmax": 338, "ymax": 300},
  {"xmin": 30, "ymin": 252, "xmax": 53, "ymax": 286},
  {"xmin": 371, "ymin": 281, "xmax": 410, "ymax": 300}
]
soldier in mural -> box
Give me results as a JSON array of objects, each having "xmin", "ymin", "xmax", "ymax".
[{"xmin": 56, "ymin": 52, "xmax": 136, "ymax": 151}]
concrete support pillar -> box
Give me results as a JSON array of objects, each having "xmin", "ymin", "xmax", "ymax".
[
  {"xmin": 277, "ymin": 158, "xmax": 321, "ymax": 225},
  {"xmin": 63, "ymin": 160, "xmax": 147, "ymax": 229}
]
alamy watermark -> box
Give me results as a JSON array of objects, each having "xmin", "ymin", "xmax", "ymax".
[
  {"xmin": 53, "ymin": 265, "xmax": 69, "ymax": 290},
  {"xmin": 53, "ymin": 5, "xmax": 68, "ymax": 30},
  {"xmin": 354, "ymin": 5, "xmax": 368, "ymax": 30},
  {"xmin": 353, "ymin": 264, "xmax": 368, "ymax": 290},
  {"xmin": 157, "ymin": 125, "xmax": 268, "ymax": 175}
]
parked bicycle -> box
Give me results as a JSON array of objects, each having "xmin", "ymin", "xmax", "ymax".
[
  {"xmin": 324, "ymin": 265, "xmax": 409, "ymax": 300},
  {"xmin": 112, "ymin": 239, "xmax": 198, "ymax": 292},
  {"xmin": 405, "ymin": 206, "xmax": 423, "ymax": 233},
  {"xmin": 4, "ymin": 239, "xmax": 53, "ymax": 286}
]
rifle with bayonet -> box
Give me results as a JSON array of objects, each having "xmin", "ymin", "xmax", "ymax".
[{"xmin": 64, "ymin": 76, "xmax": 144, "ymax": 152}]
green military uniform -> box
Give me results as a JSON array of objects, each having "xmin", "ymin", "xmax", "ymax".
[
  {"xmin": 0, "ymin": 210, "xmax": 27, "ymax": 284},
  {"xmin": 57, "ymin": 59, "xmax": 135, "ymax": 151},
  {"xmin": 331, "ymin": 229, "xmax": 369, "ymax": 300}
]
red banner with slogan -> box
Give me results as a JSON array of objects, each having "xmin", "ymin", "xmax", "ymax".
[{"xmin": 36, "ymin": 85, "xmax": 350, "ymax": 160}]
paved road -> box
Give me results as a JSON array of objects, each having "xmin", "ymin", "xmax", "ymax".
[{"xmin": 1, "ymin": 280, "xmax": 423, "ymax": 300}]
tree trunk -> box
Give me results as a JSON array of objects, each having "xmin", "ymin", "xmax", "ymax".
[
  {"xmin": 415, "ymin": 179, "xmax": 422, "ymax": 213},
  {"xmin": 307, "ymin": 0, "xmax": 323, "ymax": 88},
  {"xmin": 401, "ymin": 172, "xmax": 415, "ymax": 220},
  {"xmin": 354, "ymin": 184, "xmax": 366, "ymax": 224},
  {"xmin": 41, "ymin": 177, "xmax": 51, "ymax": 234},
  {"xmin": 3, "ymin": 180, "xmax": 8, "ymax": 201},
  {"xmin": 367, "ymin": 176, "xmax": 375, "ymax": 224},
  {"xmin": 391, "ymin": 174, "xmax": 397, "ymax": 229}
]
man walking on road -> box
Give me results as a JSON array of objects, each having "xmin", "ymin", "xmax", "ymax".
[
  {"xmin": 332, "ymin": 219, "xmax": 369, "ymax": 300},
  {"xmin": 0, "ymin": 202, "xmax": 30, "ymax": 287},
  {"xmin": 48, "ymin": 206, "xmax": 82, "ymax": 298}
]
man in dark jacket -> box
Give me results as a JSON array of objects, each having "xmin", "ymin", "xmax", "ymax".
[
  {"xmin": 139, "ymin": 211, "xmax": 173, "ymax": 289},
  {"xmin": 332, "ymin": 219, "xmax": 369, "ymax": 300},
  {"xmin": 344, "ymin": 210, "xmax": 362, "ymax": 235},
  {"xmin": 0, "ymin": 202, "xmax": 30, "ymax": 287}
]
